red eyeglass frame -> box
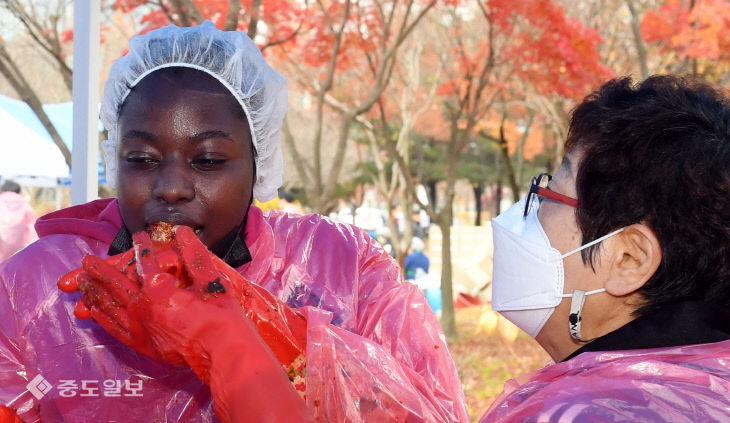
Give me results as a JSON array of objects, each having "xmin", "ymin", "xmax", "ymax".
[{"xmin": 523, "ymin": 173, "xmax": 579, "ymax": 217}]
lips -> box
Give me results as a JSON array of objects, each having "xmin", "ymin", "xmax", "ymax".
[{"xmin": 145, "ymin": 211, "xmax": 202, "ymax": 235}]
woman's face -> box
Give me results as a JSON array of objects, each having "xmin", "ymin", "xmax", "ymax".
[{"xmin": 116, "ymin": 68, "xmax": 254, "ymax": 250}]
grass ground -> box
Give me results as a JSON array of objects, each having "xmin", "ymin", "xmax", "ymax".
[{"xmin": 447, "ymin": 306, "xmax": 551, "ymax": 421}]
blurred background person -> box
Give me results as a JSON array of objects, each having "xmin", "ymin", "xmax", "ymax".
[
  {"xmin": 404, "ymin": 236, "xmax": 429, "ymax": 281},
  {"xmin": 411, "ymin": 207, "xmax": 431, "ymax": 242},
  {"xmin": 405, "ymin": 237, "xmax": 442, "ymax": 316},
  {"xmin": 0, "ymin": 180, "xmax": 37, "ymax": 262}
]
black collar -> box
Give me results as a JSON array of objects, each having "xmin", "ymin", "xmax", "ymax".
[
  {"xmin": 563, "ymin": 301, "xmax": 730, "ymax": 361},
  {"xmin": 108, "ymin": 223, "xmax": 252, "ymax": 268}
]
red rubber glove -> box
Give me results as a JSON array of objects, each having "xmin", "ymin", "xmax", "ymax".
[
  {"xmin": 59, "ymin": 224, "xmax": 307, "ymax": 372},
  {"xmin": 0, "ymin": 406, "xmax": 23, "ymax": 423},
  {"xmin": 58, "ymin": 225, "xmax": 312, "ymax": 422}
]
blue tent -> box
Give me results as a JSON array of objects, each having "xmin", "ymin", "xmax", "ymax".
[{"xmin": 0, "ymin": 94, "xmax": 105, "ymax": 184}]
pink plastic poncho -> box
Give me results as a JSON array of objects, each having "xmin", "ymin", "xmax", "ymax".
[
  {"xmin": 0, "ymin": 198, "xmax": 467, "ymax": 422},
  {"xmin": 0, "ymin": 192, "xmax": 37, "ymax": 262},
  {"xmin": 480, "ymin": 339, "xmax": 730, "ymax": 422}
]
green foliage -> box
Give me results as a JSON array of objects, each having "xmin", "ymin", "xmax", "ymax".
[
  {"xmin": 411, "ymin": 132, "xmax": 550, "ymax": 190},
  {"xmin": 458, "ymin": 139, "xmax": 496, "ymax": 185},
  {"xmin": 410, "ymin": 133, "xmax": 446, "ymax": 183}
]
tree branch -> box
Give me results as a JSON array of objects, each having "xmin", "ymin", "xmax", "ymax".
[
  {"xmin": 261, "ymin": 0, "xmax": 308, "ymax": 51},
  {"xmin": 244, "ymin": 0, "xmax": 261, "ymax": 36},
  {"xmin": 281, "ymin": 116, "xmax": 313, "ymax": 187},
  {"xmin": 155, "ymin": 0, "xmax": 176, "ymax": 23},
  {"xmin": 311, "ymin": 0, "xmax": 351, "ymax": 195},
  {"xmin": 3, "ymin": 0, "xmax": 73, "ymax": 91},
  {"xmin": 626, "ymin": 0, "xmax": 649, "ymax": 80},
  {"xmin": 0, "ymin": 40, "xmax": 71, "ymax": 167},
  {"xmin": 226, "ymin": 0, "xmax": 244, "ymax": 32},
  {"xmin": 169, "ymin": 0, "xmax": 204, "ymax": 26},
  {"xmin": 261, "ymin": 18, "xmax": 305, "ymax": 51}
]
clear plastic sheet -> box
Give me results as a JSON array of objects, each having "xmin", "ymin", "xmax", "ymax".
[
  {"xmin": 0, "ymin": 198, "xmax": 467, "ymax": 422},
  {"xmin": 480, "ymin": 340, "xmax": 730, "ymax": 422}
]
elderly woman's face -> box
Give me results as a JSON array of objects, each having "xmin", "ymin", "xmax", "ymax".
[{"xmin": 116, "ymin": 69, "xmax": 254, "ymax": 250}]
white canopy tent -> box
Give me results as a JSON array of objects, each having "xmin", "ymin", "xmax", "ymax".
[
  {"xmin": 0, "ymin": 94, "xmax": 105, "ymax": 186},
  {"xmin": 0, "ymin": 2, "xmax": 104, "ymax": 200},
  {"xmin": 0, "ymin": 107, "xmax": 69, "ymax": 186}
]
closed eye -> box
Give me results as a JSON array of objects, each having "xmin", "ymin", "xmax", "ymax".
[
  {"xmin": 192, "ymin": 158, "xmax": 227, "ymax": 170},
  {"xmin": 125, "ymin": 156, "xmax": 159, "ymax": 168}
]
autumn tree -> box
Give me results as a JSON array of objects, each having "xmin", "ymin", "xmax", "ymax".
[
  {"xmin": 561, "ymin": 0, "xmax": 730, "ymax": 82},
  {"xmin": 0, "ymin": 1, "xmax": 138, "ymax": 172},
  {"xmin": 274, "ymin": 0, "xmax": 436, "ymax": 213},
  {"xmin": 112, "ymin": 0, "xmax": 307, "ymax": 46},
  {"xmin": 353, "ymin": 36, "xmax": 441, "ymax": 269},
  {"xmin": 640, "ymin": 0, "xmax": 730, "ymax": 83},
  {"xmin": 0, "ymin": 0, "xmax": 75, "ymax": 167},
  {"xmin": 386, "ymin": 0, "xmax": 612, "ymax": 339}
]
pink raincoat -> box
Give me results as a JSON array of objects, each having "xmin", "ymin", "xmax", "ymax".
[
  {"xmin": 480, "ymin": 340, "xmax": 730, "ymax": 422},
  {"xmin": 0, "ymin": 198, "xmax": 467, "ymax": 422},
  {"xmin": 0, "ymin": 192, "xmax": 37, "ymax": 262}
]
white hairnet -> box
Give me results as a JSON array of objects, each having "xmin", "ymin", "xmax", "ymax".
[
  {"xmin": 100, "ymin": 21, "xmax": 287, "ymax": 202},
  {"xmin": 411, "ymin": 237, "xmax": 424, "ymax": 252}
]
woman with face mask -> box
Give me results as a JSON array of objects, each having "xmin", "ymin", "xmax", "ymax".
[
  {"xmin": 0, "ymin": 22, "xmax": 468, "ymax": 423},
  {"xmin": 481, "ymin": 75, "xmax": 730, "ymax": 422}
]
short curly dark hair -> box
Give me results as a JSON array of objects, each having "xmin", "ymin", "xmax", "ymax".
[{"xmin": 565, "ymin": 75, "xmax": 730, "ymax": 316}]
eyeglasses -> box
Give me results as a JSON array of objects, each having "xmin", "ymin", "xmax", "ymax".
[{"xmin": 523, "ymin": 173, "xmax": 579, "ymax": 218}]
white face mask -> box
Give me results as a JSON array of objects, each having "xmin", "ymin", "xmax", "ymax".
[{"xmin": 491, "ymin": 199, "xmax": 624, "ymax": 340}]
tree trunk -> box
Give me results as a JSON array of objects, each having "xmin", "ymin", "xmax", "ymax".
[
  {"xmin": 496, "ymin": 115, "xmax": 521, "ymax": 203},
  {"xmin": 498, "ymin": 140, "xmax": 520, "ymax": 203},
  {"xmin": 427, "ymin": 180, "xmax": 437, "ymax": 211},
  {"xmin": 0, "ymin": 42, "xmax": 71, "ymax": 168},
  {"xmin": 439, "ymin": 210, "xmax": 457, "ymax": 340},
  {"xmin": 386, "ymin": 200, "xmax": 403, "ymax": 270},
  {"xmin": 626, "ymin": 0, "xmax": 649, "ymax": 80},
  {"xmin": 473, "ymin": 182, "xmax": 483, "ymax": 226},
  {"xmin": 307, "ymin": 190, "xmax": 337, "ymax": 215},
  {"xmin": 246, "ymin": 0, "xmax": 263, "ymax": 38},
  {"xmin": 439, "ymin": 149, "xmax": 458, "ymax": 340},
  {"xmin": 515, "ymin": 110, "xmax": 534, "ymax": 187},
  {"xmin": 397, "ymin": 250, "xmax": 407, "ymax": 279},
  {"xmin": 225, "ymin": 0, "xmax": 244, "ymax": 32},
  {"xmin": 494, "ymin": 180, "xmax": 502, "ymax": 217}
]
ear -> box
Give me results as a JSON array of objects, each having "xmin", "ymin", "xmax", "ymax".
[{"xmin": 604, "ymin": 223, "xmax": 662, "ymax": 296}]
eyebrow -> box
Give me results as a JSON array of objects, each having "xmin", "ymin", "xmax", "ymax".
[
  {"xmin": 121, "ymin": 129, "xmax": 157, "ymax": 143},
  {"xmin": 120, "ymin": 129, "xmax": 234, "ymax": 143},
  {"xmin": 190, "ymin": 130, "xmax": 234, "ymax": 142}
]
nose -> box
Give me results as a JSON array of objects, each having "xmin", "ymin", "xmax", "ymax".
[{"xmin": 152, "ymin": 158, "xmax": 195, "ymax": 204}]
